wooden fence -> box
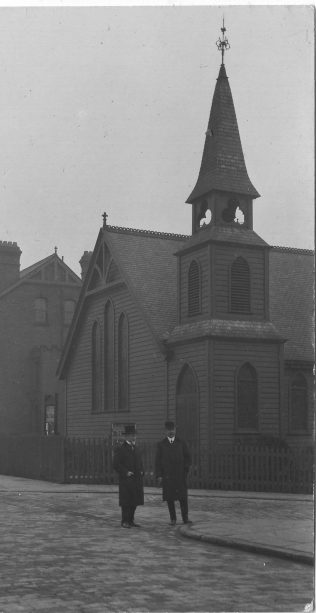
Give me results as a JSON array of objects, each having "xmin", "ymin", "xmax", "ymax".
[
  {"xmin": 0, "ymin": 435, "xmax": 313, "ymax": 493},
  {"xmin": 64, "ymin": 438, "xmax": 314, "ymax": 494}
]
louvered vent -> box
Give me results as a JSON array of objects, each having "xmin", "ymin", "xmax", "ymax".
[
  {"xmin": 188, "ymin": 260, "xmax": 201, "ymax": 316},
  {"xmin": 231, "ymin": 257, "xmax": 250, "ymax": 313}
]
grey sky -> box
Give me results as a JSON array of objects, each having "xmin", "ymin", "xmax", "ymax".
[{"xmin": 0, "ymin": 5, "xmax": 314, "ymax": 275}]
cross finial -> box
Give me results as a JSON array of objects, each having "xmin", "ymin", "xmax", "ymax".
[
  {"xmin": 54, "ymin": 246, "xmax": 58, "ymax": 254},
  {"xmin": 102, "ymin": 212, "xmax": 108, "ymax": 228},
  {"xmin": 216, "ymin": 18, "xmax": 230, "ymax": 65}
]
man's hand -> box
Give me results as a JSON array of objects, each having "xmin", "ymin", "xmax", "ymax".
[{"xmin": 127, "ymin": 471, "xmax": 134, "ymax": 477}]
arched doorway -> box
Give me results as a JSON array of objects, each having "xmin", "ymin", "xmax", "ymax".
[{"xmin": 176, "ymin": 364, "xmax": 198, "ymax": 447}]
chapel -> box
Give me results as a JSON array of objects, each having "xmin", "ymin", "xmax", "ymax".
[{"xmin": 57, "ymin": 25, "xmax": 314, "ymax": 451}]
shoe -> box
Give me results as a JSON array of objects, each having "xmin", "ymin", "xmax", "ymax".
[
  {"xmin": 130, "ymin": 521, "xmax": 141, "ymax": 527},
  {"xmin": 121, "ymin": 522, "xmax": 131, "ymax": 528},
  {"xmin": 183, "ymin": 519, "xmax": 193, "ymax": 525},
  {"xmin": 169, "ymin": 519, "xmax": 176, "ymax": 526}
]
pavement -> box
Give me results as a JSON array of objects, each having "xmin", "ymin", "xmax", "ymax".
[
  {"xmin": 180, "ymin": 490, "xmax": 314, "ymax": 565},
  {"xmin": 1, "ymin": 475, "xmax": 314, "ymax": 565},
  {"xmin": 0, "ymin": 475, "xmax": 314, "ymax": 612}
]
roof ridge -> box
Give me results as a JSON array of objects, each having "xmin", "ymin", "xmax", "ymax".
[
  {"xmin": 106, "ymin": 225, "xmax": 189, "ymax": 241},
  {"xmin": 271, "ymin": 246, "xmax": 314, "ymax": 256},
  {"xmin": 20, "ymin": 253, "xmax": 55, "ymax": 276}
]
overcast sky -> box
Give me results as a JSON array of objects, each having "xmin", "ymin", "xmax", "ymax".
[{"xmin": 0, "ymin": 4, "xmax": 314, "ymax": 275}]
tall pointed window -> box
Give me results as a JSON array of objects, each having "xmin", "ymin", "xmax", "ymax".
[
  {"xmin": 188, "ymin": 260, "xmax": 201, "ymax": 316},
  {"xmin": 237, "ymin": 363, "xmax": 258, "ymax": 430},
  {"xmin": 230, "ymin": 257, "xmax": 250, "ymax": 313},
  {"xmin": 104, "ymin": 300, "xmax": 114, "ymax": 412},
  {"xmin": 289, "ymin": 373, "xmax": 308, "ymax": 432},
  {"xmin": 91, "ymin": 321, "xmax": 102, "ymax": 413},
  {"xmin": 118, "ymin": 313, "xmax": 128, "ymax": 412}
]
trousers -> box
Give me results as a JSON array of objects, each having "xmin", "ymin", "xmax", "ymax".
[{"xmin": 167, "ymin": 497, "xmax": 188, "ymax": 522}]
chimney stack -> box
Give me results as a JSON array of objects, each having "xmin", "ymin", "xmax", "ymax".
[
  {"xmin": 0, "ymin": 241, "xmax": 22, "ymax": 292},
  {"xmin": 79, "ymin": 251, "xmax": 92, "ymax": 280}
]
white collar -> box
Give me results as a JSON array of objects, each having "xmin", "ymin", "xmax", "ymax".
[{"xmin": 167, "ymin": 436, "xmax": 175, "ymax": 443}]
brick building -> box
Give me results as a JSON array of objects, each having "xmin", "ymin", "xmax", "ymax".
[
  {"xmin": 0, "ymin": 243, "xmax": 81, "ymax": 436},
  {"xmin": 57, "ymin": 52, "xmax": 314, "ymax": 451}
]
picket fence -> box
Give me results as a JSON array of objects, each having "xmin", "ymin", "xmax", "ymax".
[
  {"xmin": 64, "ymin": 438, "xmax": 314, "ymax": 494},
  {"xmin": 0, "ymin": 435, "xmax": 313, "ymax": 493}
]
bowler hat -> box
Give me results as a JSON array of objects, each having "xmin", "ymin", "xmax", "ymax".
[{"xmin": 165, "ymin": 421, "xmax": 175, "ymax": 430}]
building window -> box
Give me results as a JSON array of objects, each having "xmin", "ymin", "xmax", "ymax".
[
  {"xmin": 289, "ymin": 372, "xmax": 308, "ymax": 433},
  {"xmin": 237, "ymin": 363, "xmax": 258, "ymax": 430},
  {"xmin": 44, "ymin": 394, "xmax": 57, "ymax": 435},
  {"xmin": 188, "ymin": 260, "xmax": 201, "ymax": 316},
  {"xmin": 230, "ymin": 257, "xmax": 250, "ymax": 313},
  {"xmin": 104, "ymin": 300, "xmax": 114, "ymax": 411},
  {"xmin": 118, "ymin": 313, "xmax": 128, "ymax": 412},
  {"xmin": 64, "ymin": 300, "xmax": 75, "ymax": 326},
  {"xmin": 92, "ymin": 321, "xmax": 102, "ymax": 413},
  {"xmin": 34, "ymin": 298, "xmax": 48, "ymax": 324}
]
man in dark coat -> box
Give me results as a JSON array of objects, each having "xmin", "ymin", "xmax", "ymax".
[
  {"xmin": 113, "ymin": 424, "xmax": 144, "ymax": 528},
  {"xmin": 155, "ymin": 421, "xmax": 192, "ymax": 525}
]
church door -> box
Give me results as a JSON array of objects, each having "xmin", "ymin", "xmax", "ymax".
[{"xmin": 176, "ymin": 364, "xmax": 198, "ymax": 448}]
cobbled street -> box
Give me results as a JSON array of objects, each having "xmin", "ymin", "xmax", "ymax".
[{"xmin": 0, "ymin": 482, "xmax": 313, "ymax": 613}]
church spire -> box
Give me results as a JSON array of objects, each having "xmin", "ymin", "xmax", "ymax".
[{"xmin": 186, "ymin": 22, "xmax": 259, "ymax": 205}]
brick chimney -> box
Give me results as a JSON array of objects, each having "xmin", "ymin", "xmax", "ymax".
[
  {"xmin": 0, "ymin": 241, "xmax": 22, "ymax": 292},
  {"xmin": 79, "ymin": 251, "xmax": 92, "ymax": 280}
]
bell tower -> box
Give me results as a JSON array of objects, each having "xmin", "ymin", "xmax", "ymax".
[
  {"xmin": 174, "ymin": 21, "xmax": 273, "ymax": 326},
  {"xmin": 187, "ymin": 21, "xmax": 259, "ymax": 236},
  {"xmin": 167, "ymin": 22, "xmax": 284, "ymax": 453}
]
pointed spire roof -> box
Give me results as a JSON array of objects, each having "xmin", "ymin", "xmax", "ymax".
[{"xmin": 187, "ymin": 62, "xmax": 260, "ymax": 203}]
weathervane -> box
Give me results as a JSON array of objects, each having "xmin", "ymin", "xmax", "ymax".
[{"xmin": 216, "ymin": 19, "xmax": 230, "ymax": 64}]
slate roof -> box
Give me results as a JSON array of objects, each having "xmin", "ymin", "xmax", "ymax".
[
  {"xmin": 20, "ymin": 254, "xmax": 55, "ymax": 278},
  {"xmin": 0, "ymin": 251, "xmax": 81, "ymax": 299},
  {"xmin": 58, "ymin": 225, "xmax": 314, "ymax": 377},
  {"xmin": 106, "ymin": 228, "xmax": 314, "ymax": 363},
  {"xmin": 175, "ymin": 223, "xmax": 268, "ymax": 254},
  {"xmin": 187, "ymin": 64, "xmax": 260, "ymax": 203},
  {"xmin": 164, "ymin": 320, "xmax": 282, "ymax": 344},
  {"xmin": 269, "ymin": 247, "xmax": 314, "ymax": 362},
  {"xmin": 105, "ymin": 226, "xmax": 187, "ymax": 340}
]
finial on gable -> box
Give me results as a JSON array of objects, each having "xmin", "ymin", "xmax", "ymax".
[
  {"xmin": 54, "ymin": 246, "xmax": 58, "ymax": 254},
  {"xmin": 216, "ymin": 18, "xmax": 230, "ymax": 65},
  {"xmin": 102, "ymin": 212, "xmax": 108, "ymax": 228}
]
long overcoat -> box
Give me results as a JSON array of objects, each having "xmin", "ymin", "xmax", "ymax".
[
  {"xmin": 113, "ymin": 442, "xmax": 144, "ymax": 507},
  {"xmin": 155, "ymin": 437, "xmax": 191, "ymax": 501}
]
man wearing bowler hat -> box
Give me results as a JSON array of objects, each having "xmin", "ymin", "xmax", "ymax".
[
  {"xmin": 155, "ymin": 421, "xmax": 192, "ymax": 525},
  {"xmin": 113, "ymin": 424, "xmax": 144, "ymax": 528}
]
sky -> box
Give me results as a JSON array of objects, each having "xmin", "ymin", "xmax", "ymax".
[{"xmin": 0, "ymin": 4, "xmax": 314, "ymax": 275}]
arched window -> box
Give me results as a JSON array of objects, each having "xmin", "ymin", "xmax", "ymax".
[
  {"xmin": 63, "ymin": 300, "xmax": 75, "ymax": 326},
  {"xmin": 188, "ymin": 260, "xmax": 201, "ymax": 316},
  {"xmin": 34, "ymin": 298, "xmax": 47, "ymax": 324},
  {"xmin": 104, "ymin": 300, "xmax": 114, "ymax": 412},
  {"xmin": 118, "ymin": 313, "xmax": 128, "ymax": 412},
  {"xmin": 289, "ymin": 373, "xmax": 308, "ymax": 432},
  {"xmin": 92, "ymin": 321, "xmax": 102, "ymax": 413},
  {"xmin": 230, "ymin": 257, "xmax": 250, "ymax": 313},
  {"xmin": 176, "ymin": 364, "xmax": 198, "ymax": 446},
  {"xmin": 237, "ymin": 363, "xmax": 258, "ymax": 430}
]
